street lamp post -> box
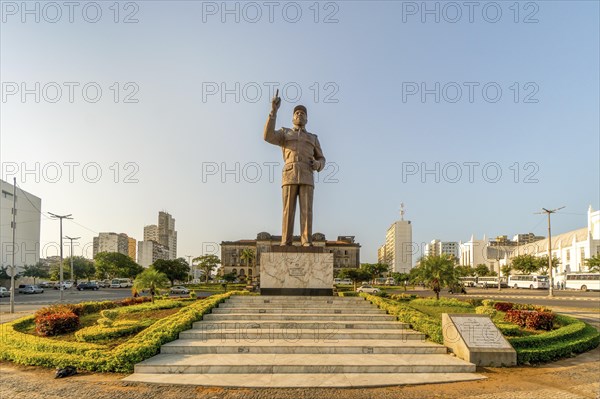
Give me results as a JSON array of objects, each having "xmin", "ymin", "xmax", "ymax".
[
  {"xmin": 537, "ymin": 206, "xmax": 565, "ymax": 298},
  {"xmin": 49, "ymin": 213, "xmax": 72, "ymax": 302},
  {"xmin": 65, "ymin": 236, "xmax": 80, "ymax": 283},
  {"xmin": 186, "ymin": 255, "xmax": 193, "ymax": 281}
]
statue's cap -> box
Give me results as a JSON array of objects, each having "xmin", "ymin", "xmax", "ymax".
[{"xmin": 293, "ymin": 105, "xmax": 307, "ymax": 115}]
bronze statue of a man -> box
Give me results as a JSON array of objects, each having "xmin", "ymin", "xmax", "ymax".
[{"xmin": 264, "ymin": 92, "xmax": 326, "ymax": 246}]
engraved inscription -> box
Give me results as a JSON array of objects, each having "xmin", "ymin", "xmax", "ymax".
[{"xmin": 451, "ymin": 316, "xmax": 509, "ymax": 349}]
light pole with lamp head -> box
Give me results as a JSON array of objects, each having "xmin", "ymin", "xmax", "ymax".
[
  {"xmin": 64, "ymin": 236, "xmax": 80, "ymax": 283},
  {"xmin": 48, "ymin": 213, "xmax": 72, "ymax": 302}
]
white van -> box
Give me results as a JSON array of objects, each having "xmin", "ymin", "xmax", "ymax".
[{"xmin": 110, "ymin": 278, "xmax": 133, "ymax": 288}]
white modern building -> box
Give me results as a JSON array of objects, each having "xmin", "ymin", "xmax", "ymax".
[
  {"xmin": 459, "ymin": 235, "xmax": 493, "ymax": 268},
  {"xmin": 508, "ymin": 206, "xmax": 600, "ymax": 278},
  {"xmin": 0, "ymin": 179, "xmax": 41, "ymax": 271}
]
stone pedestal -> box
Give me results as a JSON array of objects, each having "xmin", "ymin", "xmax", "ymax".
[
  {"xmin": 442, "ymin": 313, "xmax": 517, "ymax": 367},
  {"xmin": 260, "ymin": 246, "xmax": 333, "ymax": 296}
]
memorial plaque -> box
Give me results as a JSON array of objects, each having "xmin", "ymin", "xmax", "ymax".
[{"xmin": 442, "ymin": 313, "xmax": 517, "ymax": 367}]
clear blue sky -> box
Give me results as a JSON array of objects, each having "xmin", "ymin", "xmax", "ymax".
[{"xmin": 1, "ymin": 1, "xmax": 598, "ymax": 263}]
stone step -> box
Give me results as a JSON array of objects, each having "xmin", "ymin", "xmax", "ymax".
[
  {"xmin": 213, "ymin": 307, "xmax": 384, "ymax": 314},
  {"xmin": 133, "ymin": 353, "xmax": 477, "ymax": 374},
  {"xmin": 192, "ymin": 320, "xmax": 410, "ymax": 330},
  {"xmin": 202, "ymin": 313, "xmax": 396, "ymax": 322},
  {"xmin": 160, "ymin": 339, "xmax": 447, "ymax": 355},
  {"xmin": 122, "ymin": 372, "xmax": 486, "ymax": 388},
  {"xmin": 178, "ymin": 328, "xmax": 426, "ymax": 341},
  {"xmin": 217, "ymin": 302, "xmax": 375, "ymax": 309},
  {"xmin": 226, "ymin": 297, "xmax": 367, "ymax": 303}
]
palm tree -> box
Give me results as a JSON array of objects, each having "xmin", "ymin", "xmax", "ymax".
[
  {"xmin": 412, "ymin": 254, "xmax": 457, "ymax": 300},
  {"xmin": 133, "ymin": 269, "xmax": 169, "ymax": 303}
]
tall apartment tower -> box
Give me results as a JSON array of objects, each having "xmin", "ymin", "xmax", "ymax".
[
  {"xmin": 92, "ymin": 233, "xmax": 130, "ymax": 258},
  {"xmin": 158, "ymin": 211, "xmax": 177, "ymax": 260},
  {"xmin": 383, "ymin": 204, "xmax": 413, "ymax": 274},
  {"xmin": 144, "ymin": 225, "xmax": 159, "ymax": 241}
]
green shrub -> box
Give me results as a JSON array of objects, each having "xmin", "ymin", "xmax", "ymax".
[
  {"xmin": 189, "ymin": 290, "xmax": 197, "ymax": 299},
  {"xmin": 505, "ymin": 310, "xmax": 555, "ymax": 331},
  {"xmin": 75, "ymin": 319, "xmax": 154, "ymax": 342},
  {"xmin": 101, "ymin": 309, "xmax": 119, "ymax": 320},
  {"xmin": 389, "ymin": 293, "xmax": 418, "ymax": 301},
  {"xmin": 34, "ymin": 306, "xmax": 80, "ymax": 336},
  {"xmin": 361, "ymin": 293, "xmax": 443, "ymax": 343},
  {"xmin": 97, "ymin": 318, "xmax": 114, "ymax": 328},
  {"xmin": 338, "ymin": 291, "xmax": 358, "ymax": 297},
  {"xmin": 475, "ymin": 306, "xmax": 497, "ymax": 318},
  {"xmin": 0, "ymin": 291, "xmax": 254, "ymax": 372},
  {"xmin": 410, "ymin": 297, "xmax": 473, "ymax": 309}
]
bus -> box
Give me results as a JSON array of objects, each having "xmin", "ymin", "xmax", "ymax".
[
  {"xmin": 508, "ymin": 274, "xmax": 549, "ymax": 290},
  {"xmin": 564, "ymin": 273, "xmax": 600, "ymax": 291},
  {"xmin": 477, "ymin": 276, "xmax": 508, "ymax": 288},
  {"xmin": 459, "ymin": 277, "xmax": 477, "ymax": 287}
]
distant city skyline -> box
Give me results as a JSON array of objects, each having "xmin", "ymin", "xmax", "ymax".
[{"xmin": 1, "ymin": 2, "xmax": 598, "ymax": 264}]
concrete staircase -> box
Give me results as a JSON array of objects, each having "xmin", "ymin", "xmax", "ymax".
[{"xmin": 123, "ymin": 296, "xmax": 483, "ymax": 387}]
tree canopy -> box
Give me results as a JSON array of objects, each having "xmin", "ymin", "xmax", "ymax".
[
  {"xmin": 585, "ymin": 254, "xmax": 600, "ymax": 272},
  {"xmin": 194, "ymin": 255, "xmax": 221, "ymax": 283},
  {"xmin": 361, "ymin": 263, "xmax": 390, "ymax": 281},
  {"xmin": 151, "ymin": 258, "xmax": 190, "ymax": 285},
  {"xmin": 411, "ymin": 254, "xmax": 457, "ymax": 300},
  {"xmin": 133, "ymin": 269, "xmax": 169, "ymax": 302},
  {"xmin": 22, "ymin": 262, "xmax": 50, "ymax": 284},
  {"xmin": 338, "ymin": 267, "xmax": 372, "ymax": 290},
  {"xmin": 94, "ymin": 252, "xmax": 143, "ymax": 280}
]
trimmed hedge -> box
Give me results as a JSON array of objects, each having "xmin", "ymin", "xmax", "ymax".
[
  {"xmin": 505, "ymin": 310, "xmax": 555, "ymax": 331},
  {"xmin": 75, "ymin": 319, "xmax": 154, "ymax": 342},
  {"xmin": 411, "ymin": 297, "xmax": 473, "ymax": 309},
  {"xmin": 360, "ymin": 293, "xmax": 443, "ymax": 343},
  {"xmin": 508, "ymin": 314, "xmax": 599, "ymax": 363},
  {"xmin": 0, "ymin": 291, "xmax": 254, "ymax": 372},
  {"xmin": 363, "ymin": 295, "xmax": 600, "ymax": 365}
]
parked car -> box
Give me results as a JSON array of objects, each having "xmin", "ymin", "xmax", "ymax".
[
  {"xmin": 39, "ymin": 281, "xmax": 56, "ymax": 288},
  {"xmin": 53, "ymin": 281, "xmax": 73, "ymax": 290},
  {"xmin": 20, "ymin": 285, "xmax": 44, "ymax": 294},
  {"xmin": 0, "ymin": 287, "xmax": 10, "ymax": 297},
  {"xmin": 356, "ymin": 284, "xmax": 380, "ymax": 294},
  {"xmin": 170, "ymin": 286, "xmax": 190, "ymax": 295},
  {"xmin": 97, "ymin": 279, "xmax": 111, "ymax": 288},
  {"xmin": 110, "ymin": 278, "xmax": 133, "ymax": 288},
  {"xmin": 76, "ymin": 282, "xmax": 99, "ymax": 291}
]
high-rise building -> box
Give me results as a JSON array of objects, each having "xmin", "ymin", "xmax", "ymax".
[
  {"xmin": 137, "ymin": 240, "xmax": 169, "ymax": 268},
  {"xmin": 425, "ymin": 239, "xmax": 459, "ymax": 259},
  {"xmin": 379, "ymin": 203, "xmax": 413, "ymax": 273},
  {"xmin": 0, "ymin": 179, "xmax": 41, "ymax": 270},
  {"xmin": 92, "ymin": 233, "xmax": 129, "ymax": 258},
  {"xmin": 128, "ymin": 237, "xmax": 136, "ymax": 260},
  {"xmin": 158, "ymin": 211, "xmax": 177, "ymax": 259},
  {"xmin": 144, "ymin": 225, "xmax": 158, "ymax": 241}
]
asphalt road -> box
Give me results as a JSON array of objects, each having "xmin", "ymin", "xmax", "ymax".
[{"xmin": 0, "ymin": 288, "xmax": 216, "ymax": 314}]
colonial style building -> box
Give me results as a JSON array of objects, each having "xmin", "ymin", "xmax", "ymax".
[{"xmin": 221, "ymin": 233, "xmax": 361, "ymax": 280}]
